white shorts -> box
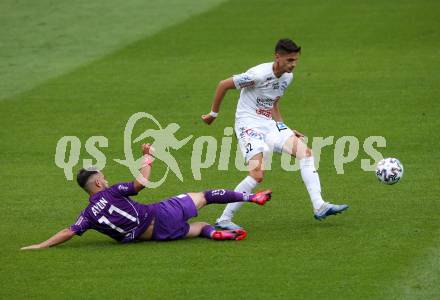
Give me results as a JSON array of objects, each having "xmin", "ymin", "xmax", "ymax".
[{"xmin": 235, "ymin": 118, "xmax": 294, "ymax": 162}]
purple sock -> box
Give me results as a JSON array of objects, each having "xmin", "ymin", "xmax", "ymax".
[
  {"xmin": 200, "ymin": 225, "xmax": 215, "ymax": 239},
  {"xmin": 204, "ymin": 189, "xmax": 250, "ymax": 205}
]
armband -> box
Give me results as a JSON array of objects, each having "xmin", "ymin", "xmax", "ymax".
[
  {"xmin": 209, "ymin": 111, "xmax": 218, "ymax": 118},
  {"xmin": 276, "ymin": 122, "xmax": 288, "ymax": 131}
]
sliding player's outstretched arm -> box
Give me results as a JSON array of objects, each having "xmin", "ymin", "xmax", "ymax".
[
  {"xmin": 133, "ymin": 144, "xmax": 155, "ymax": 193},
  {"xmin": 21, "ymin": 228, "xmax": 76, "ymax": 250},
  {"xmin": 201, "ymin": 78, "xmax": 236, "ymax": 125}
]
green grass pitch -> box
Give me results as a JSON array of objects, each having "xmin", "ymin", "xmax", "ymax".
[{"xmin": 1, "ymin": 0, "xmax": 439, "ymax": 299}]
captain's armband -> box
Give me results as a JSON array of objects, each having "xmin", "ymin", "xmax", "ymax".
[{"xmin": 276, "ymin": 122, "xmax": 288, "ymax": 131}]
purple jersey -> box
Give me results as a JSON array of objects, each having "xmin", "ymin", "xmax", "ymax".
[{"xmin": 70, "ymin": 182, "xmax": 156, "ymax": 243}]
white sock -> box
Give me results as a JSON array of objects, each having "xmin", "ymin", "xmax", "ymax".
[
  {"xmin": 300, "ymin": 156, "xmax": 325, "ymax": 211},
  {"xmin": 216, "ymin": 176, "xmax": 258, "ymax": 223}
]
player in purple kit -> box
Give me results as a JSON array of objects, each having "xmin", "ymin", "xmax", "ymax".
[{"xmin": 21, "ymin": 144, "xmax": 272, "ymax": 250}]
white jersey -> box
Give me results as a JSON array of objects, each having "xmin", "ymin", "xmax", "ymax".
[{"xmin": 232, "ymin": 62, "xmax": 293, "ymax": 123}]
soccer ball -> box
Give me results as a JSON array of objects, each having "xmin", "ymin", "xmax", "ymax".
[{"xmin": 375, "ymin": 158, "xmax": 404, "ymax": 185}]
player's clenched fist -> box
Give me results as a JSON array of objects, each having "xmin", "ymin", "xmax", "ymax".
[
  {"xmin": 201, "ymin": 113, "xmax": 216, "ymax": 125},
  {"xmin": 142, "ymin": 144, "xmax": 155, "ymax": 156}
]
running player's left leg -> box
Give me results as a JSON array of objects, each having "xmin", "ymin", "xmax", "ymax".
[
  {"xmin": 215, "ymin": 124, "xmax": 271, "ymax": 230},
  {"xmin": 215, "ymin": 153, "xmax": 265, "ymax": 230},
  {"xmin": 281, "ymin": 134, "xmax": 349, "ymax": 220}
]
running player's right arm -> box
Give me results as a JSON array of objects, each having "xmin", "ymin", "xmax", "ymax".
[{"xmin": 201, "ymin": 78, "xmax": 236, "ymax": 125}]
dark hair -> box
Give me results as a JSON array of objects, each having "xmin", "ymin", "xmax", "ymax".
[
  {"xmin": 275, "ymin": 38, "xmax": 301, "ymax": 54},
  {"xmin": 77, "ymin": 167, "xmax": 99, "ymax": 189}
]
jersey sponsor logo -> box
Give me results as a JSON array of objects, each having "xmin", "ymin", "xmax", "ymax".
[
  {"xmin": 236, "ymin": 74, "xmax": 255, "ymax": 88},
  {"xmin": 256, "ymin": 108, "xmax": 272, "ymax": 118},
  {"xmin": 256, "ymin": 97, "xmax": 274, "ymax": 109},
  {"xmin": 280, "ymin": 81, "xmax": 288, "ymax": 91},
  {"xmin": 240, "ymin": 128, "xmax": 264, "ymax": 140},
  {"xmin": 211, "ymin": 189, "xmax": 226, "ymax": 196},
  {"xmin": 272, "ymin": 82, "xmax": 279, "ymax": 90},
  {"xmin": 118, "ymin": 184, "xmax": 129, "ymax": 191},
  {"xmin": 239, "ymin": 80, "xmax": 255, "ymax": 88},
  {"xmin": 255, "ymin": 97, "xmax": 275, "ymax": 118}
]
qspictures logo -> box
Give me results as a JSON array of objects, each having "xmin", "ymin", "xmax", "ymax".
[{"xmin": 54, "ymin": 112, "xmax": 387, "ymax": 188}]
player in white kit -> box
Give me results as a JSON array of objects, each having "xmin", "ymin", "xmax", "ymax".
[{"xmin": 201, "ymin": 38, "xmax": 348, "ymax": 230}]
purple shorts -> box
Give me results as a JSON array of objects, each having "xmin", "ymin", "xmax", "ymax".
[{"xmin": 152, "ymin": 194, "xmax": 198, "ymax": 241}]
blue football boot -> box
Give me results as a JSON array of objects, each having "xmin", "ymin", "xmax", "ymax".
[
  {"xmin": 314, "ymin": 202, "xmax": 349, "ymax": 220},
  {"xmin": 214, "ymin": 220, "xmax": 243, "ymax": 230}
]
